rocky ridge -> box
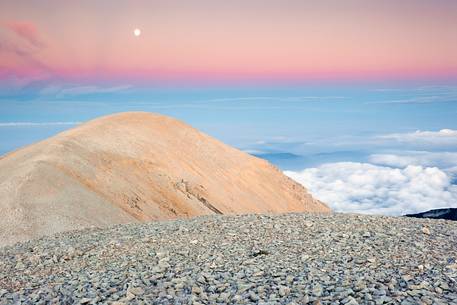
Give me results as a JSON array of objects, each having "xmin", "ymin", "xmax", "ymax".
[{"xmin": 1, "ymin": 213, "xmax": 456, "ymax": 304}]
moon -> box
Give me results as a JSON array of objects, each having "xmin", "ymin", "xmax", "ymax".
[{"xmin": 133, "ymin": 28, "xmax": 141, "ymax": 37}]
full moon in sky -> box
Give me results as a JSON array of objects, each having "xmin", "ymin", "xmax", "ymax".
[{"xmin": 133, "ymin": 28, "xmax": 141, "ymax": 37}]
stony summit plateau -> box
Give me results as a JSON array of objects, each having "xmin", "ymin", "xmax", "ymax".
[{"xmin": 0, "ymin": 213, "xmax": 456, "ymax": 304}]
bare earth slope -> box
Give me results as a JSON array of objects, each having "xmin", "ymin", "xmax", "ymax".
[{"xmin": 0, "ymin": 112, "xmax": 329, "ymax": 246}]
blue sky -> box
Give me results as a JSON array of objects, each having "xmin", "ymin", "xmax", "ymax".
[
  {"xmin": 1, "ymin": 83, "xmax": 457, "ymax": 215},
  {"xmin": 2, "ymin": 83, "xmax": 457, "ymax": 153}
]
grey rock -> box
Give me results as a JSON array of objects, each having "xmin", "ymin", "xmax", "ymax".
[{"xmin": 0, "ymin": 213, "xmax": 455, "ymax": 304}]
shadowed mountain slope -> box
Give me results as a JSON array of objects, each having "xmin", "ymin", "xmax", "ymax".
[{"xmin": 405, "ymin": 208, "xmax": 457, "ymax": 221}]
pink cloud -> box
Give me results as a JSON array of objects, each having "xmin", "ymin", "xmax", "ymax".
[{"xmin": 5, "ymin": 21, "xmax": 46, "ymax": 48}]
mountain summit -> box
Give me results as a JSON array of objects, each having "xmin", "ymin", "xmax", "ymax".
[{"xmin": 0, "ymin": 112, "xmax": 329, "ymax": 246}]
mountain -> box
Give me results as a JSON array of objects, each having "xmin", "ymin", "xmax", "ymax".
[
  {"xmin": 405, "ymin": 208, "xmax": 457, "ymax": 221},
  {"xmin": 0, "ymin": 112, "xmax": 329, "ymax": 246}
]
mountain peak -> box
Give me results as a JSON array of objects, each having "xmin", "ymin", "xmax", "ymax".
[{"xmin": 0, "ymin": 112, "xmax": 329, "ymax": 246}]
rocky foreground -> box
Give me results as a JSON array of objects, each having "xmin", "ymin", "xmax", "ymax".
[{"xmin": 1, "ymin": 213, "xmax": 456, "ymax": 305}]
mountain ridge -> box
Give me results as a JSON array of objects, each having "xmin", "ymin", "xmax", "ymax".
[
  {"xmin": 0, "ymin": 112, "xmax": 329, "ymax": 246},
  {"xmin": 405, "ymin": 208, "xmax": 457, "ymax": 221}
]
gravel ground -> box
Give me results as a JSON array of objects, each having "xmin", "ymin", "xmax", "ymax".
[{"xmin": 0, "ymin": 213, "xmax": 456, "ymax": 305}]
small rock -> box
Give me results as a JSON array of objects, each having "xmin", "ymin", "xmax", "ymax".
[
  {"xmin": 279, "ymin": 286, "xmax": 291, "ymax": 297},
  {"xmin": 251, "ymin": 249, "xmax": 269, "ymax": 257},
  {"xmin": 127, "ymin": 287, "xmax": 144, "ymax": 296},
  {"xmin": 192, "ymin": 286, "xmax": 202, "ymax": 294},
  {"xmin": 344, "ymin": 296, "xmax": 359, "ymax": 305},
  {"xmin": 312, "ymin": 284, "xmax": 323, "ymax": 297},
  {"xmin": 29, "ymin": 255, "xmax": 41, "ymax": 265},
  {"xmin": 422, "ymin": 227, "xmax": 430, "ymax": 235},
  {"xmin": 15, "ymin": 261, "xmax": 25, "ymax": 270},
  {"xmin": 124, "ymin": 292, "xmax": 135, "ymax": 301},
  {"xmin": 362, "ymin": 231, "xmax": 371, "ymax": 238},
  {"xmin": 406, "ymin": 290, "xmax": 421, "ymax": 297},
  {"xmin": 402, "ymin": 275, "xmax": 413, "ymax": 282},
  {"xmin": 249, "ymin": 291, "xmax": 259, "ymax": 301},
  {"xmin": 217, "ymin": 292, "xmax": 230, "ymax": 302},
  {"xmin": 439, "ymin": 282, "xmax": 449, "ymax": 290},
  {"xmin": 446, "ymin": 263, "xmax": 457, "ymax": 270}
]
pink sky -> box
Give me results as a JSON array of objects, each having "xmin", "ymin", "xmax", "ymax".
[{"xmin": 1, "ymin": 0, "xmax": 457, "ymax": 84}]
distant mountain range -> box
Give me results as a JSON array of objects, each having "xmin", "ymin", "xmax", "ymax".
[
  {"xmin": 253, "ymin": 150, "xmax": 367, "ymax": 170},
  {"xmin": 252, "ymin": 152, "xmax": 306, "ymax": 170},
  {"xmin": 405, "ymin": 208, "xmax": 457, "ymax": 221}
]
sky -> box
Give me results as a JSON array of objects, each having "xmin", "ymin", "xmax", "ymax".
[
  {"xmin": 1, "ymin": 0, "xmax": 457, "ymax": 215},
  {"xmin": 2, "ymin": 0, "xmax": 457, "ymax": 84}
]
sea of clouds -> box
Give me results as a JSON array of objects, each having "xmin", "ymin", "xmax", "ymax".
[
  {"xmin": 284, "ymin": 129, "xmax": 457, "ymax": 216},
  {"xmin": 286, "ymin": 162, "xmax": 457, "ymax": 215}
]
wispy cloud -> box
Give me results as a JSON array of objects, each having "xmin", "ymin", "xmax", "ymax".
[
  {"xmin": 0, "ymin": 122, "xmax": 81, "ymax": 127},
  {"xmin": 203, "ymin": 96, "xmax": 346, "ymax": 103},
  {"xmin": 369, "ymin": 96, "xmax": 457, "ymax": 104},
  {"xmin": 39, "ymin": 84, "xmax": 133, "ymax": 98},
  {"xmin": 378, "ymin": 129, "xmax": 457, "ymax": 146},
  {"xmin": 0, "ymin": 39, "xmax": 48, "ymax": 71},
  {"xmin": 0, "ymin": 21, "xmax": 53, "ymax": 89},
  {"xmin": 372, "ymin": 85, "xmax": 457, "ymax": 92},
  {"xmin": 5, "ymin": 21, "xmax": 46, "ymax": 48},
  {"xmin": 119, "ymin": 96, "xmax": 347, "ymax": 111},
  {"xmin": 62, "ymin": 85, "xmax": 132, "ymax": 95},
  {"xmin": 244, "ymin": 128, "xmax": 457, "ymax": 158},
  {"xmin": 368, "ymin": 86, "xmax": 457, "ymax": 104}
]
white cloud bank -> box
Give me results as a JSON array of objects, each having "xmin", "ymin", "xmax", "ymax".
[
  {"xmin": 369, "ymin": 152, "xmax": 457, "ymax": 170},
  {"xmin": 285, "ymin": 162, "xmax": 457, "ymax": 216}
]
